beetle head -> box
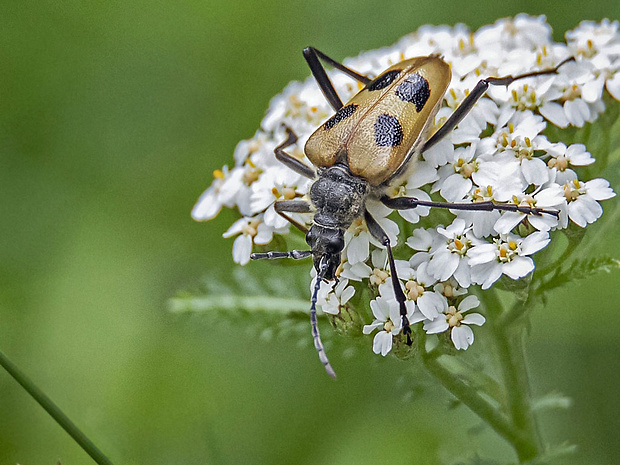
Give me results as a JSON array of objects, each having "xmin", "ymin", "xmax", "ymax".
[{"xmin": 305, "ymin": 224, "xmax": 344, "ymax": 280}]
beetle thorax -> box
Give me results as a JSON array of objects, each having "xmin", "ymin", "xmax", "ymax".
[{"xmin": 310, "ymin": 165, "xmax": 369, "ymax": 230}]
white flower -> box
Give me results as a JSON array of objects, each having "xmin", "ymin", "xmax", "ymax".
[
  {"xmin": 222, "ymin": 215, "xmax": 279, "ymax": 265},
  {"xmin": 317, "ymin": 279, "xmax": 355, "ymax": 315},
  {"xmin": 192, "ymin": 166, "xmax": 244, "ymax": 221},
  {"xmin": 387, "ymin": 260, "xmax": 446, "ymax": 320},
  {"xmin": 546, "ymin": 143, "xmax": 595, "ymax": 185},
  {"xmin": 469, "ymin": 232, "xmax": 551, "ymax": 289},
  {"xmin": 249, "ymin": 165, "xmax": 311, "ymax": 229},
  {"xmin": 492, "ymin": 185, "xmax": 564, "ymax": 234},
  {"xmin": 566, "ymin": 19, "xmax": 620, "ymax": 101},
  {"xmin": 363, "ymin": 295, "xmax": 418, "ymax": 356},
  {"xmin": 424, "ymin": 295, "xmax": 485, "ymax": 350},
  {"xmin": 427, "ymin": 219, "xmax": 478, "ymax": 287},
  {"xmin": 559, "ymin": 177, "xmax": 616, "ymax": 228}
]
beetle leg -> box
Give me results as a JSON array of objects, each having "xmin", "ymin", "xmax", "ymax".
[
  {"xmin": 251, "ymin": 201, "xmax": 312, "ymax": 260},
  {"xmin": 303, "ymin": 47, "xmax": 372, "ymax": 112},
  {"xmin": 422, "ymin": 57, "xmax": 575, "ymax": 152},
  {"xmin": 381, "ymin": 195, "xmax": 559, "ymax": 218},
  {"xmin": 275, "ymin": 126, "xmax": 316, "ymax": 179},
  {"xmin": 275, "ymin": 200, "xmax": 312, "ymax": 233},
  {"xmin": 364, "ymin": 210, "xmax": 413, "ymax": 345}
]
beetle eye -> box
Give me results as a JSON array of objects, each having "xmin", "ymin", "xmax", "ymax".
[{"xmin": 326, "ymin": 235, "xmax": 344, "ymax": 254}]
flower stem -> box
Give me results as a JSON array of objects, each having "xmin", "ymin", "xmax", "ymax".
[
  {"xmin": 420, "ymin": 334, "xmax": 536, "ymax": 458},
  {"xmin": 0, "ymin": 349, "xmax": 114, "ymax": 465},
  {"xmin": 485, "ymin": 290, "xmax": 542, "ymax": 462}
]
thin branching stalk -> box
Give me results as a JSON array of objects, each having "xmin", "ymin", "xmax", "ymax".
[
  {"xmin": 484, "ymin": 290, "xmax": 543, "ymax": 462},
  {"xmin": 420, "ymin": 333, "xmax": 538, "ymax": 461},
  {"xmin": 0, "ymin": 349, "xmax": 114, "ymax": 465}
]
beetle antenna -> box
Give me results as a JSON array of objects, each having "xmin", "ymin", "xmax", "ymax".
[
  {"xmin": 250, "ymin": 250, "xmax": 312, "ymax": 260},
  {"xmin": 310, "ymin": 257, "xmax": 337, "ymax": 379}
]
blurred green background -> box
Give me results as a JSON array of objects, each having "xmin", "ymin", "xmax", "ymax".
[{"xmin": 1, "ymin": 1, "xmax": 619, "ymax": 464}]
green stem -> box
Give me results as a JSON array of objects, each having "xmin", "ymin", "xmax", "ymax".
[
  {"xmin": 0, "ymin": 349, "xmax": 114, "ymax": 465},
  {"xmin": 484, "ymin": 290, "xmax": 542, "ymax": 462},
  {"xmin": 420, "ymin": 334, "xmax": 535, "ymax": 457}
]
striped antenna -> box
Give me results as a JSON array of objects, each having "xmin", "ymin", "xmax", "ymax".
[
  {"xmin": 250, "ymin": 250, "xmax": 312, "ymax": 260},
  {"xmin": 310, "ymin": 258, "xmax": 337, "ymax": 379}
]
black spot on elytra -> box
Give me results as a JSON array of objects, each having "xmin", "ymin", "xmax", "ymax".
[
  {"xmin": 396, "ymin": 73, "xmax": 430, "ymax": 111},
  {"xmin": 374, "ymin": 114, "xmax": 403, "ymax": 147},
  {"xmin": 323, "ymin": 104, "xmax": 358, "ymax": 130},
  {"xmin": 366, "ymin": 69, "xmax": 402, "ymax": 91}
]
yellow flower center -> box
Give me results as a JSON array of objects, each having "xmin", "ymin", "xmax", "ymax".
[
  {"xmin": 405, "ymin": 280, "xmax": 425, "ymax": 300},
  {"xmin": 446, "ymin": 306, "xmax": 464, "ymax": 327},
  {"xmin": 241, "ymin": 219, "xmax": 261, "ymax": 237},
  {"xmin": 548, "ymin": 155, "xmax": 569, "ymax": 171},
  {"xmin": 370, "ymin": 268, "xmax": 389, "ymax": 286}
]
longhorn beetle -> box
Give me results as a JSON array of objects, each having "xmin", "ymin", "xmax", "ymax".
[{"xmin": 251, "ymin": 47, "xmax": 571, "ymax": 378}]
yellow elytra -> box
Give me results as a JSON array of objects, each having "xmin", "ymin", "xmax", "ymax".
[{"xmin": 305, "ymin": 55, "xmax": 451, "ymax": 186}]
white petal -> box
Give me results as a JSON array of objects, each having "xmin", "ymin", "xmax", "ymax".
[
  {"xmin": 521, "ymin": 158, "xmax": 549, "ymax": 185},
  {"xmin": 222, "ymin": 217, "xmax": 246, "ymax": 238},
  {"xmin": 232, "ymin": 234, "xmax": 252, "ymax": 265},
  {"xmin": 494, "ymin": 212, "xmax": 524, "ymax": 234},
  {"xmin": 502, "ymin": 256, "xmax": 534, "ymax": 279},
  {"xmin": 568, "ymin": 196, "xmax": 603, "ymax": 226},
  {"xmin": 520, "ymin": 231, "xmax": 551, "ymax": 255},
  {"xmin": 424, "ymin": 318, "xmax": 449, "ymax": 334},
  {"xmin": 539, "ymin": 102, "xmax": 569, "ymax": 128},
  {"xmin": 440, "ymin": 174, "xmax": 472, "ymax": 202},
  {"xmin": 363, "ymin": 321, "xmax": 383, "ymax": 335},
  {"xmin": 564, "ymin": 99, "xmax": 589, "ymax": 127},
  {"xmin": 373, "ymin": 331, "xmax": 393, "ymax": 356},
  {"xmin": 407, "ymin": 162, "xmax": 439, "ymax": 188},
  {"xmin": 340, "ymin": 286, "xmax": 355, "ymax": 305},
  {"xmin": 369, "ymin": 297, "xmax": 390, "ymax": 321},
  {"xmin": 458, "ymin": 295, "xmax": 480, "ymax": 312},
  {"xmin": 471, "ymin": 262, "xmax": 502, "ymax": 289},
  {"xmin": 606, "ymin": 72, "xmax": 620, "ymax": 100},
  {"xmin": 585, "ymin": 179, "xmax": 616, "ymax": 201},
  {"xmin": 467, "ymin": 243, "xmax": 497, "ymax": 265},
  {"xmin": 254, "ymin": 223, "xmax": 274, "ymax": 245},
  {"xmin": 192, "ymin": 186, "xmax": 222, "ymax": 220},
  {"xmin": 565, "ymin": 144, "xmax": 595, "ymax": 166},
  {"xmin": 451, "ymin": 325, "xmax": 474, "ymax": 350},
  {"xmin": 417, "ymin": 292, "xmax": 445, "ymax": 320},
  {"xmin": 346, "ymin": 233, "xmax": 370, "ymax": 264},
  {"xmin": 462, "ymin": 313, "xmax": 486, "ymax": 326},
  {"xmin": 407, "ymin": 228, "xmax": 436, "ymax": 251},
  {"xmin": 428, "ymin": 250, "xmax": 459, "ymax": 282}
]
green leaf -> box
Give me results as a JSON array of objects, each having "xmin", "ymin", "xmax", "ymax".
[
  {"xmin": 449, "ymin": 453, "xmax": 513, "ymax": 465},
  {"xmin": 532, "ymin": 391, "xmax": 573, "ymax": 412},
  {"xmin": 530, "ymin": 442, "xmax": 578, "ymax": 464},
  {"xmin": 543, "ymin": 255, "xmax": 620, "ymax": 292}
]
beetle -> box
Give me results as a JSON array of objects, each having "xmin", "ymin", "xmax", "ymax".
[{"xmin": 251, "ymin": 47, "xmax": 571, "ymax": 378}]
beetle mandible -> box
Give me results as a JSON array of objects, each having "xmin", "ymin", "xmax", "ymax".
[{"xmin": 251, "ymin": 47, "xmax": 571, "ymax": 378}]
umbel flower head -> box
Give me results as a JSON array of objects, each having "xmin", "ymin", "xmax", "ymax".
[{"xmin": 192, "ymin": 15, "xmax": 618, "ymax": 361}]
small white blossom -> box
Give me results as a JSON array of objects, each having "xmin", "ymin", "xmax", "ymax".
[
  {"xmin": 222, "ymin": 216, "xmax": 279, "ymax": 265},
  {"xmin": 317, "ymin": 279, "xmax": 356, "ymax": 316},
  {"xmin": 469, "ymin": 232, "xmax": 551, "ymax": 289},
  {"xmin": 424, "ymin": 295, "xmax": 486, "ymax": 350},
  {"xmin": 363, "ymin": 295, "xmax": 419, "ymax": 356},
  {"xmin": 559, "ymin": 177, "xmax": 616, "ymax": 228}
]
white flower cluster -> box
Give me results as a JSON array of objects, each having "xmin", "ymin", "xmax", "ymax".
[{"xmin": 193, "ymin": 15, "xmax": 618, "ymax": 356}]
